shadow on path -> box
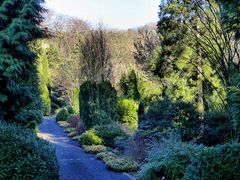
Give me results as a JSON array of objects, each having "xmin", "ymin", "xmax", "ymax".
[{"xmin": 38, "ymin": 117, "xmax": 131, "ymax": 180}]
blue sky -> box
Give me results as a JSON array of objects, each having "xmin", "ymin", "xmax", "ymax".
[{"xmin": 45, "ymin": 0, "xmax": 159, "ymax": 29}]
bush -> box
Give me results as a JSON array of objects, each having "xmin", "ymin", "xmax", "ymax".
[
  {"xmin": 96, "ymin": 150, "xmax": 139, "ymax": 172},
  {"xmin": 0, "ymin": 121, "xmax": 59, "ymax": 179},
  {"xmin": 198, "ymin": 111, "xmax": 231, "ymax": 146},
  {"xmin": 228, "ymin": 73, "xmax": 240, "ymax": 135},
  {"xmin": 67, "ymin": 115, "xmax": 80, "ymax": 128},
  {"xmin": 94, "ymin": 124, "xmax": 128, "ymax": 147},
  {"xmin": 66, "ymin": 105, "xmax": 74, "ymax": 114},
  {"xmin": 119, "ymin": 69, "xmax": 140, "ymax": 101},
  {"xmin": 185, "ymin": 143, "xmax": 240, "ymax": 180},
  {"xmin": 138, "ymin": 133, "xmax": 201, "ymax": 180},
  {"xmin": 83, "ymin": 145, "xmax": 107, "ymax": 154},
  {"xmin": 57, "ymin": 121, "xmax": 70, "ymax": 128},
  {"xmin": 79, "ymin": 129, "xmax": 103, "ymax": 145},
  {"xmin": 117, "ymin": 98, "xmax": 139, "ymax": 130},
  {"xmin": 56, "ymin": 108, "xmax": 69, "ymax": 122},
  {"xmin": 144, "ymin": 99, "xmax": 200, "ymax": 141},
  {"xmin": 80, "ymin": 81, "xmax": 117, "ymax": 128},
  {"xmin": 105, "ymin": 157, "xmax": 140, "ymax": 172}
]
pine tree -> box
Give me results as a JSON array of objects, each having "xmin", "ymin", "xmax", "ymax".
[{"xmin": 0, "ymin": 0, "xmax": 46, "ymax": 127}]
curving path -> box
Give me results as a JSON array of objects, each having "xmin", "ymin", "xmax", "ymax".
[{"xmin": 38, "ymin": 117, "xmax": 132, "ymax": 180}]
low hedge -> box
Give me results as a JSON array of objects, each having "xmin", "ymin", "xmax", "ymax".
[{"xmin": 0, "ymin": 121, "xmax": 59, "ymax": 179}]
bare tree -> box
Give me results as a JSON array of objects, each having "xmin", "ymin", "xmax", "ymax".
[{"xmin": 80, "ymin": 28, "xmax": 113, "ymax": 82}]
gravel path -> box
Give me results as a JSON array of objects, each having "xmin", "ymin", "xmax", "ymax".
[{"xmin": 38, "ymin": 117, "xmax": 131, "ymax": 180}]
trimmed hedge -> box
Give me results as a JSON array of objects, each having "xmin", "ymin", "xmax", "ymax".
[{"xmin": 0, "ymin": 121, "xmax": 59, "ymax": 179}]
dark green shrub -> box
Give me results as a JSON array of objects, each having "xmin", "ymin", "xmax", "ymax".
[
  {"xmin": 0, "ymin": 121, "xmax": 59, "ymax": 179},
  {"xmin": 138, "ymin": 133, "xmax": 201, "ymax": 180},
  {"xmin": 228, "ymin": 73, "xmax": 240, "ymax": 135},
  {"xmin": 79, "ymin": 129, "xmax": 103, "ymax": 145},
  {"xmin": 117, "ymin": 98, "xmax": 139, "ymax": 130},
  {"xmin": 119, "ymin": 69, "xmax": 140, "ymax": 101},
  {"xmin": 184, "ymin": 143, "xmax": 240, "ymax": 180},
  {"xmin": 144, "ymin": 99, "xmax": 200, "ymax": 141},
  {"xmin": 66, "ymin": 105, "xmax": 74, "ymax": 114},
  {"xmin": 198, "ymin": 111, "xmax": 231, "ymax": 146},
  {"xmin": 56, "ymin": 108, "xmax": 69, "ymax": 122},
  {"xmin": 94, "ymin": 124, "xmax": 128, "ymax": 147},
  {"xmin": 80, "ymin": 81, "xmax": 117, "ymax": 128}
]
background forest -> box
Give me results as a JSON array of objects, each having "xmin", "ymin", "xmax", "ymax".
[{"xmin": 0, "ymin": 0, "xmax": 240, "ymax": 179}]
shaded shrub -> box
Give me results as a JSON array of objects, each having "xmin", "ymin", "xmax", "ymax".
[
  {"xmin": 83, "ymin": 145, "xmax": 107, "ymax": 154},
  {"xmin": 80, "ymin": 81, "xmax": 117, "ymax": 128},
  {"xmin": 79, "ymin": 129, "xmax": 103, "ymax": 145},
  {"xmin": 0, "ymin": 121, "xmax": 59, "ymax": 179},
  {"xmin": 138, "ymin": 133, "xmax": 202, "ymax": 180},
  {"xmin": 228, "ymin": 73, "xmax": 240, "ymax": 135},
  {"xmin": 56, "ymin": 108, "xmax": 69, "ymax": 122},
  {"xmin": 67, "ymin": 115, "xmax": 80, "ymax": 128},
  {"xmin": 198, "ymin": 111, "xmax": 231, "ymax": 146},
  {"xmin": 66, "ymin": 105, "xmax": 74, "ymax": 114},
  {"xmin": 117, "ymin": 98, "xmax": 139, "ymax": 130},
  {"xmin": 184, "ymin": 143, "xmax": 240, "ymax": 180},
  {"xmin": 144, "ymin": 99, "xmax": 200, "ymax": 141},
  {"xmin": 119, "ymin": 69, "xmax": 140, "ymax": 101},
  {"xmin": 94, "ymin": 124, "xmax": 128, "ymax": 147}
]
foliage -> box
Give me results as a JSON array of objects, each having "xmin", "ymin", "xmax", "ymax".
[
  {"xmin": 198, "ymin": 111, "xmax": 231, "ymax": 146},
  {"xmin": 73, "ymin": 88, "xmax": 80, "ymax": 114},
  {"xmin": 80, "ymin": 81, "xmax": 117, "ymax": 128},
  {"xmin": 138, "ymin": 133, "xmax": 202, "ymax": 180},
  {"xmin": 0, "ymin": 121, "xmax": 59, "ymax": 179},
  {"xmin": 105, "ymin": 157, "xmax": 140, "ymax": 172},
  {"xmin": 119, "ymin": 69, "xmax": 140, "ymax": 100},
  {"xmin": 145, "ymin": 99, "xmax": 200, "ymax": 141},
  {"xmin": 94, "ymin": 124, "xmax": 128, "ymax": 147},
  {"xmin": 67, "ymin": 130, "xmax": 79, "ymax": 138},
  {"xmin": 36, "ymin": 41, "xmax": 51, "ymax": 116},
  {"xmin": 67, "ymin": 115, "xmax": 80, "ymax": 128},
  {"xmin": 96, "ymin": 150, "xmax": 139, "ymax": 172},
  {"xmin": 83, "ymin": 145, "xmax": 107, "ymax": 154},
  {"xmin": 228, "ymin": 73, "xmax": 240, "ymax": 135},
  {"xmin": 117, "ymin": 98, "xmax": 139, "ymax": 130},
  {"xmin": 57, "ymin": 121, "xmax": 70, "ymax": 128},
  {"xmin": 0, "ymin": 0, "xmax": 46, "ymax": 127},
  {"xmin": 185, "ymin": 143, "xmax": 240, "ymax": 180},
  {"xmin": 56, "ymin": 108, "xmax": 69, "ymax": 122},
  {"xmin": 79, "ymin": 129, "xmax": 103, "ymax": 146},
  {"xmin": 66, "ymin": 105, "xmax": 74, "ymax": 114}
]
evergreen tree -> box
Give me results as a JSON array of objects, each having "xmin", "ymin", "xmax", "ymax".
[
  {"xmin": 36, "ymin": 41, "xmax": 51, "ymax": 116},
  {"xmin": 0, "ymin": 0, "xmax": 46, "ymax": 127}
]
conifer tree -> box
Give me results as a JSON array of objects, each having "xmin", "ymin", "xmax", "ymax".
[{"xmin": 0, "ymin": 0, "xmax": 46, "ymax": 127}]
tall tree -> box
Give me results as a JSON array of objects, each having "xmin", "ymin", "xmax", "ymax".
[
  {"xmin": 80, "ymin": 28, "xmax": 113, "ymax": 82},
  {"xmin": 0, "ymin": 0, "xmax": 46, "ymax": 127}
]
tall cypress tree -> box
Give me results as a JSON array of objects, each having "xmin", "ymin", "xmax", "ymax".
[{"xmin": 0, "ymin": 0, "xmax": 46, "ymax": 127}]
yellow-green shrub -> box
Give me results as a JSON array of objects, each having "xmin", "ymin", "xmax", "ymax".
[
  {"xmin": 79, "ymin": 129, "xmax": 103, "ymax": 145},
  {"xmin": 117, "ymin": 98, "xmax": 139, "ymax": 130}
]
